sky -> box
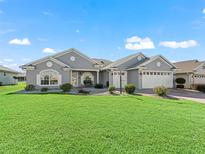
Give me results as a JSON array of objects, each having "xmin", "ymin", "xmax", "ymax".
[{"xmin": 0, "ymin": 0, "xmax": 205, "ymax": 71}]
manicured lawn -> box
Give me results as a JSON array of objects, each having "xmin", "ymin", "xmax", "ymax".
[{"xmin": 1, "ymin": 83, "xmax": 205, "ymax": 153}]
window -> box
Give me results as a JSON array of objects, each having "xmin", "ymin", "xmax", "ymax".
[
  {"xmin": 40, "ymin": 70, "xmax": 59, "ymax": 85},
  {"xmin": 3, "ymin": 72, "xmax": 6, "ymax": 76}
]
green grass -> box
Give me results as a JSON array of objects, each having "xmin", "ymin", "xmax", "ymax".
[{"xmin": 1, "ymin": 83, "xmax": 205, "ymax": 153}]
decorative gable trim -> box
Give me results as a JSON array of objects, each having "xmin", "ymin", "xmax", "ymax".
[{"xmin": 21, "ymin": 57, "xmax": 71, "ymax": 69}]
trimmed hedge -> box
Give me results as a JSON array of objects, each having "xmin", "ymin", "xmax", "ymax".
[
  {"xmin": 153, "ymin": 86, "xmax": 168, "ymax": 96},
  {"xmin": 60, "ymin": 83, "xmax": 72, "ymax": 92},
  {"xmin": 125, "ymin": 84, "xmax": 136, "ymax": 94},
  {"xmin": 25, "ymin": 84, "xmax": 35, "ymax": 91},
  {"xmin": 41, "ymin": 87, "xmax": 48, "ymax": 92}
]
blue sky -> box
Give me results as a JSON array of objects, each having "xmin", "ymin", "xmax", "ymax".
[{"xmin": 0, "ymin": 0, "xmax": 205, "ymax": 71}]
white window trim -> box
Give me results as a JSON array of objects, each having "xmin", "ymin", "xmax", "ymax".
[{"xmin": 37, "ymin": 69, "xmax": 62, "ymax": 86}]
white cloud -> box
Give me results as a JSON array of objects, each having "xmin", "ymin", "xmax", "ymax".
[
  {"xmin": 159, "ymin": 40, "xmax": 198, "ymax": 49},
  {"xmin": 125, "ymin": 36, "xmax": 155, "ymax": 50},
  {"xmin": 9, "ymin": 38, "xmax": 31, "ymax": 45},
  {"xmin": 42, "ymin": 48, "xmax": 56, "ymax": 53},
  {"xmin": 202, "ymin": 8, "xmax": 205, "ymax": 14},
  {"xmin": 3, "ymin": 58, "xmax": 14, "ymax": 62}
]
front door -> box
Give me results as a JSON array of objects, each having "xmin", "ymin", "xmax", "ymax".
[{"xmin": 71, "ymin": 72, "xmax": 78, "ymax": 87}]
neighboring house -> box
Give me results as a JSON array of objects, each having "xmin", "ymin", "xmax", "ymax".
[
  {"xmin": 0, "ymin": 65, "xmax": 18, "ymax": 85},
  {"xmin": 16, "ymin": 72, "xmax": 26, "ymax": 82},
  {"xmin": 20, "ymin": 48, "xmax": 176, "ymax": 89},
  {"xmin": 174, "ymin": 60, "xmax": 205, "ymax": 88}
]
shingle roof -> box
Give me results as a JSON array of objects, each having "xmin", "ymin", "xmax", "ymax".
[
  {"xmin": 0, "ymin": 65, "xmax": 18, "ymax": 73},
  {"xmin": 92, "ymin": 58, "xmax": 112, "ymax": 66},
  {"xmin": 174, "ymin": 60, "xmax": 204, "ymax": 73},
  {"xmin": 103, "ymin": 52, "xmax": 146, "ymax": 69}
]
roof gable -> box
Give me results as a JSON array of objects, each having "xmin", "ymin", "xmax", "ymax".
[
  {"xmin": 139, "ymin": 55, "xmax": 176, "ymax": 68},
  {"xmin": 20, "ymin": 48, "xmax": 98, "ymax": 69},
  {"xmin": 174, "ymin": 60, "xmax": 204, "ymax": 73},
  {"xmin": 103, "ymin": 52, "xmax": 147, "ymax": 69}
]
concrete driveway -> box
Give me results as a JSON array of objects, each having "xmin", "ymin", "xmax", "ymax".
[{"xmin": 136, "ymin": 89, "xmax": 205, "ymax": 104}]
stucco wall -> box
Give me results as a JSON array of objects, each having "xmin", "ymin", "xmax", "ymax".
[
  {"xmin": 56, "ymin": 51, "xmax": 96, "ymax": 69},
  {"xmin": 144, "ymin": 58, "xmax": 173, "ymax": 71},
  {"xmin": 26, "ymin": 60, "xmax": 70, "ymax": 89}
]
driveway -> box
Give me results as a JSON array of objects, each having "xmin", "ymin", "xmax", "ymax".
[{"xmin": 136, "ymin": 89, "xmax": 205, "ymax": 104}]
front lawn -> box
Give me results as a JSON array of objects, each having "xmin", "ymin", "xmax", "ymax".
[{"xmin": 1, "ymin": 83, "xmax": 205, "ymax": 153}]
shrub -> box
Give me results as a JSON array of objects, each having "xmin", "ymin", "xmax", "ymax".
[
  {"xmin": 94, "ymin": 84, "xmax": 104, "ymax": 89},
  {"xmin": 78, "ymin": 89, "xmax": 90, "ymax": 94},
  {"xmin": 41, "ymin": 87, "xmax": 48, "ymax": 92},
  {"xmin": 60, "ymin": 83, "xmax": 72, "ymax": 92},
  {"xmin": 176, "ymin": 85, "xmax": 184, "ymax": 89},
  {"xmin": 0, "ymin": 82, "xmax": 2, "ymax": 86},
  {"xmin": 25, "ymin": 84, "xmax": 35, "ymax": 91},
  {"xmin": 125, "ymin": 84, "xmax": 136, "ymax": 94},
  {"xmin": 176, "ymin": 78, "xmax": 186, "ymax": 84},
  {"xmin": 108, "ymin": 85, "xmax": 115, "ymax": 94},
  {"xmin": 153, "ymin": 86, "xmax": 168, "ymax": 96},
  {"xmin": 196, "ymin": 85, "xmax": 205, "ymax": 93}
]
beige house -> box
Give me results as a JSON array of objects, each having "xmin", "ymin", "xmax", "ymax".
[{"xmin": 174, "ymin": 60, "xmax": 205, "ymax": 88}]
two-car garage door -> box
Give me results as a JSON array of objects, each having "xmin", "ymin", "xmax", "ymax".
[{"xmin": 141, "ymin": 71, "xmax": 173, "ymax": 89}]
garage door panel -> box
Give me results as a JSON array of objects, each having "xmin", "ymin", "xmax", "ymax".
[{"xmin": 142, "ymin": 71, "xmax": 173, "ymax": 89}]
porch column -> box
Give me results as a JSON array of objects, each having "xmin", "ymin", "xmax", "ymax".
[
  {"xmin": 97, "ymin": 70, "xmax": 99, "ymax": 84},
  {"xmin": 70, "ymin": 69, "xmax": 72, "ymax": 83}
]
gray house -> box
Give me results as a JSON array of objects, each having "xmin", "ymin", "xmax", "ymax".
[
  {"xmin": 0, "ymin": 65, "xmax": 18, "ymax": 85},
  {"xmin": 174, "ymin": 60, "xmax": 205, "ymax": 88},
  {"xmin": 21, "ymin": 48, "xmax": 176, "ymax": 89}
]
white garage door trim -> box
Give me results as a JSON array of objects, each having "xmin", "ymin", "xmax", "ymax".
[{"xmin": 141, "ymin": 70, "xmax": 173, "ymax": 89}]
